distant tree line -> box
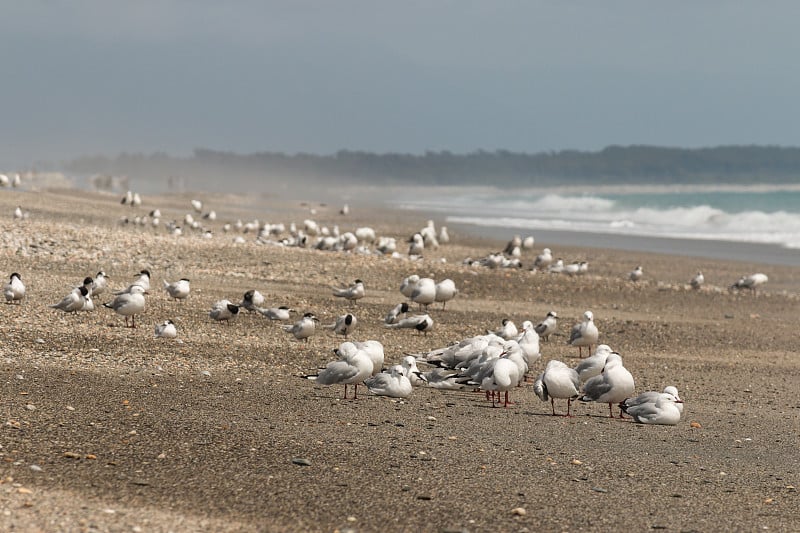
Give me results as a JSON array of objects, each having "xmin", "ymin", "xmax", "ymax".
[{"xmin": 66, "ymin": 145, "xmax": 800, "ymax": 189}]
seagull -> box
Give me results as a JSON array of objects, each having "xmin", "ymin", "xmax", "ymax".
[
  {"xmin": 628, "ymin": 265, "xmax": 643, "ymax": 282},
  {"xmin": 416, "ymin": 367, "xmax": 466, "ymax": 390},
  {"xmin": 154, "ymin": 319, "xmax": 177, "ymax": 339},
  {"xmin": 191, "ymin": 199, "xmax": 203, "ymax": 212},
  {"xmin": 533, "ymin": 359, "xmax": 581, "ymax": 416},
  {"xmin": 332, "ymin": 279, "xmax": 365, "ymax": 303},
  {"xmin": 731, "ymin": 273, "xmax": 769, "ymax": 294},
  {"xmin": 619, "ymin": 387, "xmax": 684, "ymax": 425},
  {"xmin": 384, "ymin": 302, "xmax": 410, "ymax": 324},
  {"xmin": 304, "ymin": 341, "xmax": 374, "ymax": 399},
  {"xmin": 51, "ymin": 286, "xmax": 89, "ymax": 314},
  {"xmin": 533, "ymin": 311, "xmax": 558, "ymax": 341},
  {"xmin": 282, "ymin": 312, "xmax": 319, "ymax": 342},
  {"xmin": 568, "ymin": 310, "xmax": 599, "ymax": 357},
  {"xmin": 365, "ymin": 365, "xmax": 413, "ymax": 398},
  {"xmin": 547, "ymin": 259, "xmax": 565, "ymax": 274},
  {"xmin": 257, "ymin": 306, "xmax": 294, "ymax": 320},
  {"xmin": 503, "ymin": 235, "xmax": 522, "ymax": 256},
  {"xmin": 240, "ymin": 289, "xmax": 266, "ymax": 311},
  {"xmin": 580, "ymin": 352, "xmax": 636, "ymax": 418},
  {"xmin": 324, "ymin": 313, "xmax": 357, "ymax": 339},
  {"xmin": 91, "ymin": 271, "xmax": 109, "ymax": 298},
  {"xmin": 690, "ymin": 271, "xmax": 704, "ymax": 290},
  {"xmin": 488, "ymin": 318, "xmax": 518, "ymax": 341},
  {"xmin": 410, "ymin": 277, "xmax": 436, "ymax": 311},
  {"xmin": 81, "ymin": 292, "xmax": 95, "ymax": 312},
  {"xmin": 479, "ymin": 349, "xmax": 523, "ymax": 408},
  {"xmin": 408, "ymin": 233, "xmax": 424, "ymax": 256},
  {"xmin": 3, "ymin": 272, "xmax": 25, "ymax": 304},
  {"xmin": 352, "ymin": 340, "xmax": 384, "ymax": 376},
  {"xmin": 515, "ymin": 321, "xmax": 541, "ymax": 369},
  {"xmin": 434, "ymin": 278, "xmax": 458, "ymax": 310},
  {"xmin": 384, "ymin": 314, "xmax": 433, "ymax": 335},
  {"xmin": 532, "ymin": 248, "xmax": 553, "ymax": 271},
  {"xmin": 13, "ymin": 206, "xmax": 23, "ymax": 220},
  {"xmin": 438, "ymin": 226, "xmax": 450, "ymax": 244},
  {"xmin": 400, "ymin": 355, "xmax": 425, "ymax": 387},
  {"xmin": 209, "ymin": 300, "xmax": 240, "ymax": 323},
  {"xmin": 163, "ymin": 278, "xmax": 190, "ymax": 301},
  {"xmin": 103, "ymin": 284, "xmax": 147, "ymax": 327},
  {"xmin": 399, "ymin": 275, "xmax": 420, "ymax": 299},
  {"xmin": 575, "ymin": 344, "xmax": 613, "ymax": 383}
]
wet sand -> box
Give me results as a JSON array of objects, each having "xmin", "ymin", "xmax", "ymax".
[{"xmin": 0, "ymin": 187, "xmax": 798, "ymax": 532}]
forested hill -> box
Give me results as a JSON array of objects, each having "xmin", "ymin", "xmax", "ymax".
[{"xmin": 67, "ymin": 145, "xmax": 800, "ymax": 188}]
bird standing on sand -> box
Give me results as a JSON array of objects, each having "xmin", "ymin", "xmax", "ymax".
[
  {"xmin": 434, "ymin": 278, "xmax": 458, "ymax": 310},
  {"xmin": 580, "ymin": 352, "xmax": 635, "ymax": 418},
  {"xmin": 568, "ymin": 310, "xmax": 599, "ymax": 357},
  {"xmin": 209, "ymin": 300, "xmax": 240, "ymax": 323},
  {"xmin": 489, "ymin": 318, "xmax": 518, "ymax": 341},
  {"xmin": 533, "ymin": 311, "xmax": 558, "ymax": 341},
  {"xmin": 91, "ymin": 271, "xmax": 109, "ymax": 298},
  {"xmin": 4, "ymin": 272, "xmax": 25, "ymax": 304},
  {"xmin": 283, "ymin": 312, "xmax": 319, "ymax": 342},
  {"xmin": 116, "ymin": 270, "xmax": 151, "ymax": 294},
  {"xmin": 163, "ymin": 278, "xmax": 190, "ymax": 301},
  {"xmin": 532, "ymin": 248, "xmax": 553, "ymax": 271},
  {"xmin": 332, "ymin": 279, "xmax": 365, "ymax": 304},
  {"xmin": 304, "ymin": 341, "xmax": 373, "ymax": 399},
  {"xmin": 240, "ymin": 289, "xmax": 266, "ymax": 311},
  {"xmin": 575, "ymin": 344, "xmax": 613, "ymax": 383},
  {"xmin": 690, "ymin": 271, "xmax": 704, "ymax": 290},
  {"xmin": 533, "ymin": 359, "xmax": 581, "ymax": 417},
  {"xmin": 324, "ymin": 313, "xmax": 357, "ymax": 339},
  {"xmin": 51, "ymin": 286, "xmax": 90, "ymax": 314},
  {"xmin": 628, "ymin": 265, "xmax": 643, "ymax": 282},
  {"xmin": 731, "ymin": 273, "xmax": 768, "ymax": 294},
  {"xmin": 410, "ymin": 277, "xmax": 436, "ymax": 311},
  {"xmin": 104, "ymin": 284, "xmax": 147, "ymax": 327}
]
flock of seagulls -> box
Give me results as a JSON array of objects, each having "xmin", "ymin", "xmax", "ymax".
[{"xmin": 2, "ymin": 193, "xmax": 778, "ymax": 428}]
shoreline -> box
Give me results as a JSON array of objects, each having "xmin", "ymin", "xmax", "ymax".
[{"xmin": 448, "ymin": 221, "xmax": 800, "ymax": 267}]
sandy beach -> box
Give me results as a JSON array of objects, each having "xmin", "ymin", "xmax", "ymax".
[{"xmin": 0, "ymin": 187, "xmax": 798, "ymax": 532}]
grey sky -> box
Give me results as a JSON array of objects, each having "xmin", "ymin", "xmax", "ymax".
[{"xmin": 2, "ymin": 1, "xmax": 799, "ymax": 168}]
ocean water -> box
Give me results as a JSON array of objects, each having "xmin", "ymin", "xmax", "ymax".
[{"xmin": 392, "ymin": 184, "xmax": 800, "ymax": 264}]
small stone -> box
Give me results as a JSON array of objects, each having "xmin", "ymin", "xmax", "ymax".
[
  {"xmin": 25, "ymin": 404, "xmax": 36, "ymax": 411},
  {"xmin": 29, "ymin": 465, "xmax": 42, "ymax": 472},
  {"xmin": 201, "ymin": 370, "xmax": 211, "ymax": 377},
  {"xmin": 426, "ymin": 416, "xmax": 436, "ymax": 421},
  {"xmin": 66, "ymin": 406, "xmax": 75, "ymax": 411},
  {"xmin": 18, "ymin": 487, "xmax": 32, "ymax": 494},
  {"xmin": 346, "ymin": 516, "xmax": 357, "ymax": 523},
  {"xmin": 511, "ymin": 507, "xmax": 527, "ymax": 516},
  {"xmin": 291, "ymin": 457, "xmax": 311, "ymax": 466},
  {"xmin": 571, "ymin": 459, "xmax": 583, "ymax": 465},
  {"xmin": 63, "ymin": 452, "xmax": 81, "ymax": 459},
  {"xmin": 592, "ymin": 487, "xmax": 607, "ymax": 493},
  {"xmin": 690, "ymin": 421, "xmax": 702, "ymax": 428}
]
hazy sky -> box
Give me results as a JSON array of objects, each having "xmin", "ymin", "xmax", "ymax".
[{"xmin": 3, "ymin": 1, "xmax": 800, "ymax": 168}]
